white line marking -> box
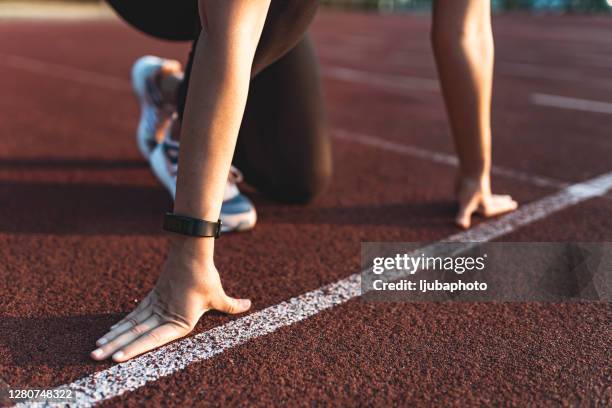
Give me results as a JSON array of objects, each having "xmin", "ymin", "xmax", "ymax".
[
  {"xmin": 0, "ymin": 53, "xmax": 605, "ymax": 193},
  {"xmin": 322, "ymin": 66, "xmax": 439, "ymax": 93},
  {"xmin": 0, "ymin": 53, "xmax": 577, "ymax": 192},
  {"xmin": 0, "ymin": 53, "xmax": 130, "ymax": 92},
  {"xmin": 18, "ymin": 170, "xmax": 612, "ymax": 408},
  {"xmin": 0, "ymin": 52, "xmax": 440, "ymax": 98},
  {"xmin": 334, "ymin": 129, "xmax": 568, "ymax": 190},
  {"xmin": 4, "ymin": 50, "xmax": 612, "ymax": 119},
  {"xmin": 1, "ymin": 51, "xmax": 438, "ymax": 96},
  {"xmin": 531, "ymin": 93, "xmax": 612, "ymax": 115},
  {"xmin": 497, "ymin": 62, "xmax": 612, "ymax": 90}
]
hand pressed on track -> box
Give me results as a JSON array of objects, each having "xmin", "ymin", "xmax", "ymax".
[
  {"xmin": 91, "ymin": 244, "xmax": 251, "ymax": 363},
  {"xmin": 455, "ymin": 176, "xmax": 518, "ymax": 229}
]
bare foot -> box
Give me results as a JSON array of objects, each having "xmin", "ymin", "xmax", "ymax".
[{"xmin": 455, "ymin": 176, "xmax": 518, "ymax": 229}]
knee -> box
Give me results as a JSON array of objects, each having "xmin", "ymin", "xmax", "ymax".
[
  {"xmin": 291, "ymin": 163, "xmax": 332, "ymax": 204},
  {"xmin": 268, "ymin": 159, "xmax": 332, "ymax": 205}
]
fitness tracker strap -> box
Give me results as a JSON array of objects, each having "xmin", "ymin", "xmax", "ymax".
[{"xmin": 163, "ymin": 212, "xmax": 222, "ymax": 238}]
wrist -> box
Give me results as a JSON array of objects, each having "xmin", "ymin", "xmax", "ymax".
[
  {"xmin": 458, "ymin": 164, "xmax": 491, "ymax": 185},
  {"xmin": 167, "ymin": 234, "xmax": 215, "ymax": 268}
]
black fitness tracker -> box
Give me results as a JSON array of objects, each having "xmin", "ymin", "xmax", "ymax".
[{"xmin": 163, "ymin": 212, "xmax": 222, "ymax": 238}]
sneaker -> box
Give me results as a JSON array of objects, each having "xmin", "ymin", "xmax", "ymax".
[
  {"xmin": 131, "ymin": 55, "xmax": 176, "ymax": 159},
  {"xmin": 149, "ymin": 138, "xmax": 257, "ymax": 233}
]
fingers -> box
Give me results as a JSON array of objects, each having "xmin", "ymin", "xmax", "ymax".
[
  {"xmin": 91, "ymin": 314, "xmax": 161, "ymax": 361},
  {"xmin": 112, "ymin": 322, "xmax": 188, "ymax": 363},
  {"xmin": 96, "ymin": 306, "xmax": 152, "ymax": 348},
  {"xmin": 455, "ymin": 175, "xmax": 518, "ymax": 228},
  {"xmin": 478, "ymin": 194, "xmax": 518, "ymax": 218},
  {"xmin": 456, "ymin": 193, "xmax": 480, "ymax": 230},
  {"xmin": 109, "ymin": 294, "xmax": 152, "ymax": 331},
  {"xmin": 91, "ymin": 291, "xmax": 251, "ymax": 363},
  {"xmin": 210, "ymin": 294, "xmax": 251, "ymax": 315}
]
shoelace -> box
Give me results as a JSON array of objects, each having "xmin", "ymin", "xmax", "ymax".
[{"xmin": 162, "ymin": 140, "xmax": 180, "ymax": 166}]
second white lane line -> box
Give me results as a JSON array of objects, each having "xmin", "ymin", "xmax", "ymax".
[
  {"xmin": 531, "ymin": 93, "xmax": 612, "ymax": 115},
  {"xmin": 334, "ymin": 129, "xmax": 568, "ymax": 190}
]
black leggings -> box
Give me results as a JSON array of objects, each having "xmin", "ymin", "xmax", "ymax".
[{"xmin": 175, "ymin": 4, "xmax": 331, "ymax": 204}]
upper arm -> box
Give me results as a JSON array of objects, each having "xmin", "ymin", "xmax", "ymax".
[{"xmin": 198, "ymin": 0, "xmax": 271, "ymax": 47}]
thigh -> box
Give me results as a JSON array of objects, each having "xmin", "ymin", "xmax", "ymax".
[
  {"xmin": 234, "ymin": 35, "xmax": 332, "ymax": 204},
  {"xmin": 252, "ymin": 0, "xmax": 319, "ymax": 76},
  {"xmin": 107, "ymin": 0, "xmax": 317, "ymax": 48},
  {"xmin": 106, "ymin": 0, "xmax": 199, "ymax": 41},
  {"xmin": 177, "ymin": 0, "xmax": 318, "ymax": 120}
]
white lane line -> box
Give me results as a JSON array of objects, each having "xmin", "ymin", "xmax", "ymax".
[
  {"xmin": 0, "ymin": 53, "xmax": 605, "ymax": 192},
  {"xmin": 497, "ymin": 62, "xmax": 612, "ymax": 90},
  {"xmin": 322, "ymin": 66, "xmax": 440, "ymax": 93},
  {"xmin": 0, "ymin": 51, "xmax": 439, "ymax": 96},
  {"xmin": 5, "ymin": 50, "xmax": 610, "ymax": 118},
  {"xmin": 0, "ymin": 53, "xmax": 130, "ymax": 92},
  {"xmin": 334, "ymin": 129, "xmax": 568, "ymax": 190},
  {"xmin": 0, "ymin": 52, "xmax": 572, "ymax": 189},
  {"xmin": 531, "ymin": 93, "xmax": 612, "ymax": 115},
  {"xmin": 0, "ymin": 51, "xmax": 438, "ymax": 96},
  {"xmin": 19, "ymin": 169, "xmax": 612, "ymax": 408},
  {"xmin": 0, "ymin": 53, "xmax": 578, "ymax": 193}
]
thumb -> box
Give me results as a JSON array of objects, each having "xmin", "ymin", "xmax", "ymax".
[{"xmin": 211, "ymin": 294, "xmax": 252, "ymax": 315}]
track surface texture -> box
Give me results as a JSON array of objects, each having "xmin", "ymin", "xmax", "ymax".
[{"xmin": 1, "ymin": 10, "xmax": 611, "ymax": 408}]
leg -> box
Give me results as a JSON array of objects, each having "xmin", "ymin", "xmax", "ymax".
[
  {"xmin": 177, "ymin": 0, "xmax": 319, "ymax": 121},
  {"xmin": 177, "ymin": 35, "xmax": 331, "ymax": 204},
  {"xmin": 135, "ymin": 1, "xmax": 324, "ymax": 232},
  {"xmin": 432, "ymin": 0, "xmax": 517, "ymax": 229},
  {"xmin": 234, "ymin": 36, "xmax": 332, "ymax": 204}
]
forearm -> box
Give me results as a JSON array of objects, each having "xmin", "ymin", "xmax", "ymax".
[
  {"xmin": 431, "ymin": 0, "xmax": 494, "ymax": 178},
  {"xmin": 171, "ymin": 1, "xmax": 270, "ymax": 262},
  {"xmin": 174, "ymin": 36, "xmax": 254, "ymax": 220}
]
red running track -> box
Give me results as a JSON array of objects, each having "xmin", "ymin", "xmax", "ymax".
[{"xmin": 0, "ymin": 11, "xmax": 611, "ymax": 407}]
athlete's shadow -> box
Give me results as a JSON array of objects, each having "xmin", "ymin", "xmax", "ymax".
[
  {"xmin": 0, "ymin": 310, "xmax": 241, "ymax": 371},
  {"xmin": 0, "ymin": 314, "xmax": 121, "ymax": 370},
  {"xmin": 0, "ymin": 181, "xmax": 171, "ymax": 235},
  {"xmin": 0, "ymin": 158, "xmax": 146, "ymax": 171},
  {"xmin": 255, "ymin": 197, "xmax": 456, "ymax": 228}
]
